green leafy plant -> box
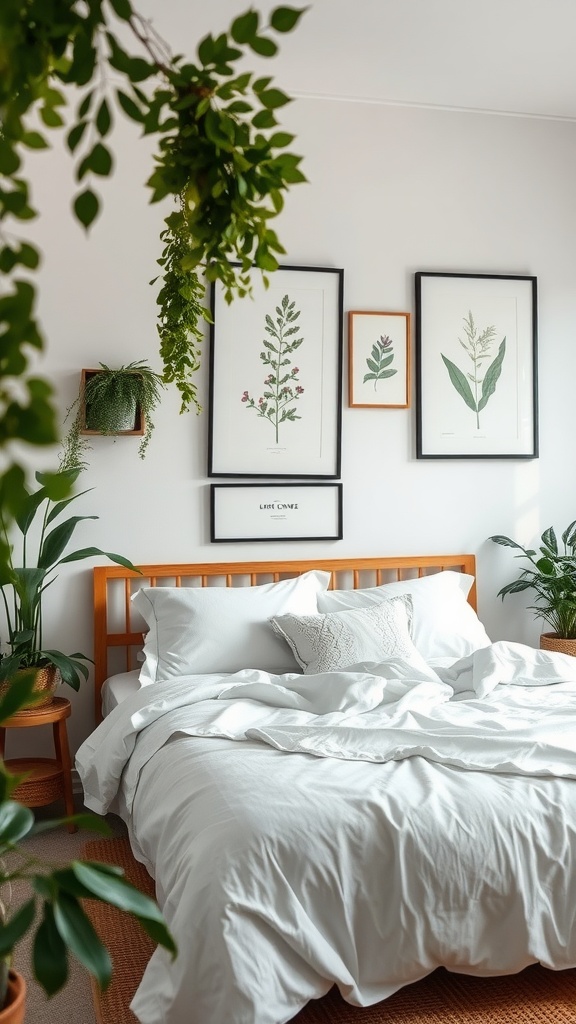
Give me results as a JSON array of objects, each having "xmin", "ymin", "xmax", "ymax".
[
  {"xmin": 0, "ymin": 785, "xmax": 175, "ymax": 1009},
  {"xmin": 0, "ymin": 468, "xmax": 135, "ymax": 691},
  {"xmin": 490, "ymin": 522, "xmax": 576, "ymax": 638},
  {"xmin": 442, "ymin": 311, "xmax": 506, "ymax": 429},
  {"xmin": 0, "ymin": 2, "xmax": 306, "ymax": 508},
  {"xmin": 241, "ymin": 293, "xmax": 304, "ymax": 443},
  {"xmin": 364, "ymin": 334, "xmax": 397, "ymax": 390},
  {"xmin": 61, "ymin": 361, "xmax": 166, "ymax": 470}
]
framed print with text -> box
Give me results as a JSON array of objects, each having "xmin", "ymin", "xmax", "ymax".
[
  {"xmin": 210, "ymin": 483, "xmax": 343, "ymax": 542},
  {"xmin": 348, "ymin": 310, "xmax": 410, "ymax": 408},
  {"xmin": 415, "ymin": 272, "xmax": 538, "ymax": 459},
  {"xmin": 208, "ymin": 265, "xmax": 344, "ymax": 478}
]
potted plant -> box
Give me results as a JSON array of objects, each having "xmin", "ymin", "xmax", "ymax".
[
  {"xmin": 61, "ymin": 361, "xmax": 166, "ymax": 470},
  {"xmin": 0, "ymin": 469, "xmax": 175, "ymax": 1017},
  {"xmin": 0, "ymin": 467, "xmax": 136, "ymax": 703},
  {"xmin": 0, "ymin": 763, "xmax": 175, "ymax": 1019},
  {"xmin": 490, "ymin": 521, "xmax": 576, "ymax": 653}
]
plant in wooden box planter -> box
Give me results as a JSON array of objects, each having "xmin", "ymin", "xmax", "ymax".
[
  {"xmin": 490, "ymin": 522, "xmax": 576, "ymax": 654},
  {"xmin": 61, "ymin": 361, "xmax": 166, "ymax": 470}
]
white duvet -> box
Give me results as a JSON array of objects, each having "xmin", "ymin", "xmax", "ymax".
[{"xmin": 76, "ymin": 642, "xmax": 576, "ymax": 1024}]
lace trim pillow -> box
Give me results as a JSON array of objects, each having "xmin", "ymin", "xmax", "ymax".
[{"xmin": 270, "ymin": 594, "xmax": 424, "ymax": 674}]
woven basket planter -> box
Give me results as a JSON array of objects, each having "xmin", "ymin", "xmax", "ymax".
[
  {"xmin": 540, "ymin": 633, "xmax": 576, "ymax": 657},
  {"xmin": 0, "ymin": 665, "xmax": 60, "ymax": 709}
]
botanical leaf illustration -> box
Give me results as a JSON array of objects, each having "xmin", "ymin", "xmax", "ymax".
[
  {"xmin": 440, "ymin": 355, "xmax": 476, "ymax": 412},
  {"xmin": 363, "ymin": 335, "xmax": 397, "ymax": 390},
  {"xmin": 242, "ymin": 294, "xmax": 304, "ymax": 443},
  {"xmin": 478, "ymin": 338, "xmax": 506, "ymax": 411},
  {"xmin": 441, "ymin": 311, "xmax": 505, "ymax": 428}
]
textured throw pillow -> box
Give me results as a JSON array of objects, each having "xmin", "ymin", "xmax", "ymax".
[
  {"xmin": 133, "ymin": 570, "xmax": 331, "ymax": 683},
  {"xmin": 317, "ymin": 570, "xmax": 490, "ymax": 662},
  {"xmin": 270, "ymin": 595, "xmax": 426, "ymax": 674}
]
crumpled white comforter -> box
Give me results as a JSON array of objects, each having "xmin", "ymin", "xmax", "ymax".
[{"xmin": 76, "ymin": 642, "xmax": 576, "ymax": 1024}]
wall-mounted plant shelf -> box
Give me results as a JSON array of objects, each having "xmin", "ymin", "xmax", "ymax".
[{"xmin": 79, "ymin": 368, "xmax": 145, "ymax": 437}]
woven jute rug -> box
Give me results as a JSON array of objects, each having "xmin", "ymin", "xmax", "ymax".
[{"xmin": 82, "ymin": 836, "xmax": 576, "ymax": 1024}]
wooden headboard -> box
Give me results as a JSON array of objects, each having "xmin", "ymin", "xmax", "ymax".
[{"xmin": 93, "ymin": 553, "xmax": 477, "ymax": 723}]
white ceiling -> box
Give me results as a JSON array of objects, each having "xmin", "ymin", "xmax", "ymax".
[{"xmin": 164, "ymin": 0, "xmax": 576, "ymax": 120}]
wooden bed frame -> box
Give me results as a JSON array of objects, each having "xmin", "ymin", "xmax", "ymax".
[{"xmin": 93, "ymin": 554, "xmax": 477, "ymax": 723}]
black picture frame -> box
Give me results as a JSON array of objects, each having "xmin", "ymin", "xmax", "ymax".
[
  {"xmin": 415, "ymin": 271, "xmax": 538, "ymax": 459},
  {"xmin": 210, "ymin": 483, "xmax": 343, "ymax": 543},
  {"xmin": 208, "ymin": 265, "xmax": 344, "ymax": 478}
]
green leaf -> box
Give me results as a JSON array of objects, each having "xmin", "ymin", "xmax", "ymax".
[
  {"xmin": 259, "ymin": 88, "xmax": 291, "ymax": 109},
  {"xmin": 40, "ymin": 106, "xmax": 65, "ymax": 128},
  {"xmin": 0, "ymin": 801, "xmax": 35, "ymax": 846},
  {"xmin": 21, "ymin": 131, "xmax": 49, "ymax": 150},
  {"xmin": 115, "ymin": 90, "xmax": 144, "ymax": 123},
  {"xmin": 73, "ymin": 189, "xmax": 100, "ymax": 229},
  {"xmin": 67, "ymin": 121, "xmax": 88, "ymax": 154},
  {"xmin": 270, "ymin": 6, "xmax": 306, "ymax": 32},
  {"xmin": 0, "ymin": 900, "xmax": 36, "ymax": 957},
  {"xmin": 0, "ymin": 141, "xmax": 21, "ymax": 175},
  {"xmin": 109, "ymin": 0, "xmax": 133, "ymax": 18},
  {"xmin": 541, "ymin": 527, "xmax": 558, "ymax": 556},
  {"xmin": 96, "ymin": 99, "xmax": 112, "ymax": 137},
  {"xmin": 33, "ymin": 904, "xmax": 69, "ymax": 996},
  {"xmin": 57, "ymin": 546, "xmax": 136, "ymax": 570},
  {"xmin": 231, "ymin": 10, "xmax": 259, "ymax": 43},
  {"xmin": 89, "ymin": 143, "xmax": 113, "ymax": 176},
  {"xmin": 53, "ymin": 893, "xmax": 112, "ymax": 990},
  {"xmin": 441, "ymin": 354, "xmax": 477, "ymax": 412},
  {"xmin": 249, "ymin": 36, "xmax": 278, "ymax": 57}
]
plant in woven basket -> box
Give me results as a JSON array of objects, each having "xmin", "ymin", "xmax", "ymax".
[
  {"xmin": 490, "ymin": 522, "xmax": 576, "ymax": 638},
  {"xmin": 0, "ymin": 467, "xmax": 135, "ymax": 697},
  {"xmin": 61, "ymin": 361, "xmax": 166, "ymax": 471}
]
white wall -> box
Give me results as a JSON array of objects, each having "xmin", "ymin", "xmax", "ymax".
[{"xmin": 12, "ymin": 54, "xmax": 576, "ymax": 754}]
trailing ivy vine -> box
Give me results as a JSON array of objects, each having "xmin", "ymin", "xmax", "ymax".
[{"xmin": 0, "ymin": 0, "xmax": 306, "ymax": 555}]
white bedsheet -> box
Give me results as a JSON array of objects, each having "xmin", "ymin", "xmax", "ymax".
[{"xmin": 76, "ymin": 642, "xmax": 576, "ymax": 1024}]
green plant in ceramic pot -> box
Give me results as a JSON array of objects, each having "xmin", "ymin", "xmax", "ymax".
[
  {"xmin": 490, "ymin": 522, "xmax": 576, "ymax": 649},
  {"xmin": 0, "ymin": 467, "xmax": 135, "ymax": 702},
  {"xmin": 61, "ymin": 361, "xmax": 166, "ymax": 471}
]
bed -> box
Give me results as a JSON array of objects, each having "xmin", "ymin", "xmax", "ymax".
[{"xmin": 76, "ymin": 554, "xmax": 576, "ymax": 1024}]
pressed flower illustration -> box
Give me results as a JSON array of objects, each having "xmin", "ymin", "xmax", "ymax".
[
  {"xmin": 441, "ymin": 310, "xmax": 506, "ymax": 429},
  {"xmin": 363, "ymin": 334, "xmax": 398, "ymax": 390},
  {"xmin": 242, "ymin": 294, "xmax": 304, "ymax": 444}
]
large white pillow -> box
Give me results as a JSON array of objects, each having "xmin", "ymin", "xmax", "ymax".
[
  {"xmin": 317, "ymin": 570, "xmax": 490, "ymax": 661},
  {"xmin": 270, "ymin": 595, "xmax": 429, "ymax": 674},
  {"xmin": 133, "ymin": 570, "xmax": 330, "ymax": 683}
]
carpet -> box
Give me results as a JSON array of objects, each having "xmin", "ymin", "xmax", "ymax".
[{"xmin": 82, "ymin": 837, "xmax": 576, "ymax": 1024}]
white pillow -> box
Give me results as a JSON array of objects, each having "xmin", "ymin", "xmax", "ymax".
[
  {"xmin": 317, "ymin": 570, "xmax": 490, "ymax": 661},
  {"xmin": 133, "ymin": 570, "xmax": 330, "ymax": 683},
  {"xmin": 270, "ymin": 595, "xmax": 427, "ymax": 674}
]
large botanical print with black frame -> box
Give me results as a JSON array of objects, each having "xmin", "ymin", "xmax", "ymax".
[
  {"xmin": 415, "ymin": 272, "xmax": 538, "ymax": 459},
  {"xmin": 208, "ymin": 265, "xmax": 344, "ymax": 478}
]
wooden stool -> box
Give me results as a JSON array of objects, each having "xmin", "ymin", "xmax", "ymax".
[{"xmin": 0, "ymin": 696, "xmax": 77, "ymax": 833}]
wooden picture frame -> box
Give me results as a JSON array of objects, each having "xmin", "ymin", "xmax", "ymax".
[{"xmin": 348, "ymin": 310, "xmax": 410, "ymax": 408}]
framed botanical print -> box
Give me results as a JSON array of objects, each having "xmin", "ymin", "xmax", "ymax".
[
  {"xmin": 208, "ymin": 265, "xmax": 344, "ymax": 478},
  {"xmin": 348, "ymin": 310, "xmax": 410, "ymax": 408},
  {"xmin": 415, "ymin": 272, "xmax": 538, "ymax": 459}
]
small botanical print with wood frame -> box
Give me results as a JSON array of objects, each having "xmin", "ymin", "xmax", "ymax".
[
  {"xmin": 415, "ymin": 272, "xmax": 538, "ymax": 459},
  {"xmin": 348, "ymin": 311, "xmax": 410, "ymax": 408},
  {"xmin": 209, "ymin": 265, "xmax": 344, "ymax": 478}
]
